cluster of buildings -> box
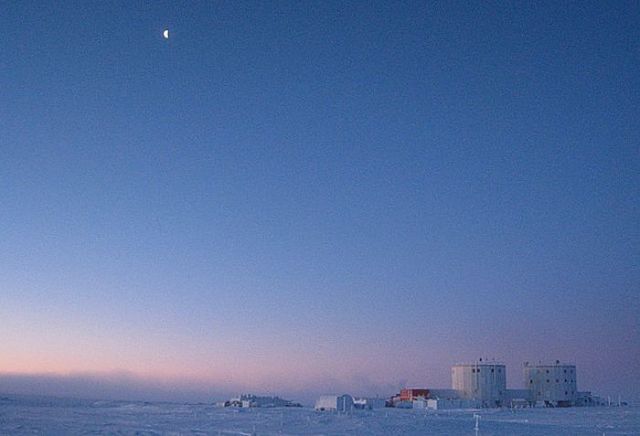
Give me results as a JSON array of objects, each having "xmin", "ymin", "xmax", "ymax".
[
  {"xmin": 218, "ymin": 394, "xmax": 302, "ymax": 408},
  {"xmin": 389, "ymin": 359, "xmax": 603, "ymax": 409},
  {"xmin": 218, "ymin": 359, "xmax": 606, "ymax": 412},
  {"xmin": 315, "ymin": 359, "xmax": 605, "ymax": 411}
]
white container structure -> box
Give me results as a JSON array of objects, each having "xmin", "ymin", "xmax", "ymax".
[
  {"xmin": 315, "ymin": 395, "xmax": 354, "ymax": 412},
  {"xmin": 451, "ymin": 360, "xmax": 506, "ymax": 407},
  {"xmin": 523, "ymin": 361, "xmax": 577, "ymax": 406}
]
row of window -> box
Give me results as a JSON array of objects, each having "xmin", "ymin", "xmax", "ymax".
[
  {"xmin": 530, "ymin": 379, "xmax": 575, "ymax": 384},
  {"xmin": 470, "ymin": 368, "xmax": 502, "ymax": 374},
  {"xmin": 544, "ymin": 369, "xmax": 574, "ymax": 374}
]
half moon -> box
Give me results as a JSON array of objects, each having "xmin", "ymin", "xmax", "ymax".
[{"xmin": 163, "ymin": 29, "xmax": 169, "ymax": 39}]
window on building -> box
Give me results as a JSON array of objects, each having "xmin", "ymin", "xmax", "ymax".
[
  {"xmin": 546, "ymin": 379, "xmax": 550, "ymax": 383},
  {"xmin": 556, "ymin": 379, "xmax": 559, "ymax": 383},
  {"xmin": 491, "ymin": 369, "xmax": 494, "ymax": 373},
  {"xmin": 530, "ymin": 380, "xmax": 533, "ymax": 384}
]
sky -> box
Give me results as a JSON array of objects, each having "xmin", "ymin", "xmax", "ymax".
[{"xmin": 1, "ymin": 0, "xmax": 639, "ymax": 404}]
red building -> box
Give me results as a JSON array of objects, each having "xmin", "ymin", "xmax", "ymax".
[{"xmin": 399, "ymin": 389, "xmax": 430, "ymax": 401}]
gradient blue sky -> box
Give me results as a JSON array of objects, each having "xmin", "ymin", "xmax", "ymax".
[{"xmin": 1, "ymin": 0, "xmax": 639, "ymax": 403}]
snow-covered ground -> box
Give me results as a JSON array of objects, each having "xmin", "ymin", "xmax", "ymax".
[{"xmin": 0, "ymin": 394, "xmax": 638, "ymax": 435}]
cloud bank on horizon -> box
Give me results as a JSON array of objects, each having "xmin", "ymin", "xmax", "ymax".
[{"xmin": 0, "ymin": 372, "xmax": 404, "ymax": 404}]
